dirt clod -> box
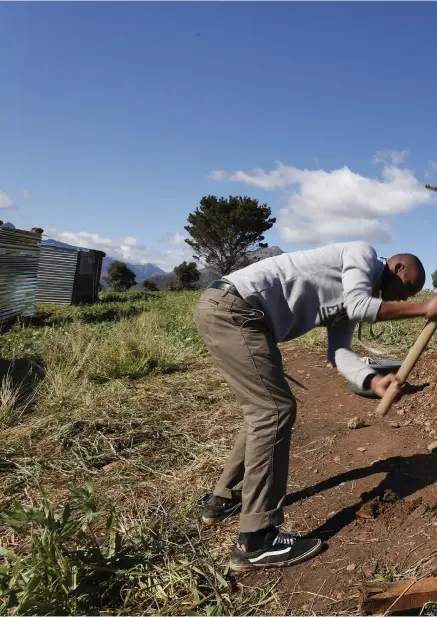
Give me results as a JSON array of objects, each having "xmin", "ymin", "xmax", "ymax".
[
  {"xmin": 363, "ymin": 564, "xmax": 378, "ymax": 578},
  {"xmin": 427, "ymin": 441, "xmax": 437, "ymax": 452},
  {"xmin": 356, "ymin": 490, "xmax": 399, "ymax": 521},
  {"xmin": 348, "ymin": 416, "xmax": 366, "ymax": 429},
  {"xmin": 356, "ymin": 499, "xmax": 379, "ymax": 519}
]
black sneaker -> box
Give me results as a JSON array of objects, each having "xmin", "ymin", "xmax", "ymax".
[
  {"xmin": 229, "ymin": 527, "xmax": 323, "ymax": 572},
  {"xmin": 200, "ymin": 493, "xmax": 242, "ymax": 525}
]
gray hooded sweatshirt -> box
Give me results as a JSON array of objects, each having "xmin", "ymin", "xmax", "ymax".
[{"xmin": 225, "ymin": 241, "xmax": 385, "ymax": 389}]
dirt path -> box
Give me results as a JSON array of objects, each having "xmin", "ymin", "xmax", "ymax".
[{"xmin": 241, "ymin": 346, "xmax": 437, "ymax": 614}]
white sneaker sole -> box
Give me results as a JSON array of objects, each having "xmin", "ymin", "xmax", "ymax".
[{"xmin": 229, "ymin": 538, "xmax": 323, "ymax": 572}]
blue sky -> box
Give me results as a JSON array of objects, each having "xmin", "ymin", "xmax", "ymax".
[{"xmin": 2, "ymin": 2, "xmax": 437, "ymax": 278}]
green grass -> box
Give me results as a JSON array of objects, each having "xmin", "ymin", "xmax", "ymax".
[
  {"xmin": 0, "ymin": 291, "xmax": 203, "ymax": 366},
  {"xmin": 99, "ymin": 289, "xmax": 155, "ymax": 303}
]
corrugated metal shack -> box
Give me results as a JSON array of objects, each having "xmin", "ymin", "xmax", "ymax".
[
  {"xmin": 0, "ymin": 225, "xmax": 42, "ymax": 327},
  {"xmin": 36, "ymin": 244, "xmax": 105, "ymax": 305}
]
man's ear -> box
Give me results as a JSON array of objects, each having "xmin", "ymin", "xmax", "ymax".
[{"xmin": 394, "ymin": 262, "xmax": 404, "ymax": 275}]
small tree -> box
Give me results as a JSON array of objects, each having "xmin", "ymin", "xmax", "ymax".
[
  {"xmin": 432, "ymin": 269, "xmax": 437, "ymax": 290},
  {"xmin": 167, "ymin": 279, "xmax": 182, "ymax": 292},
  {"xmin": 103, "ymin": 261, "xmax": 136, "ymax": 291},
  {"xmin": 168, "ymin": 261, "xmax": 200, "ymax": 291},
  {"xmin": 143, "ymin": 278, "xmax": 158, "ymax": 291},
  {"xmin": 185, "ymin": 195, "xmax": 275, "ymax": 276}
]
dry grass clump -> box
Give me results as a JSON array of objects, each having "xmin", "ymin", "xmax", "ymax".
[{"xmin": 0, "ymin": 292, "xmax": 277, "ymax": 615}]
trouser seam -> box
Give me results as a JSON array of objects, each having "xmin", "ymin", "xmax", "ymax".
[{"xmin": 237, "ymin": 317, "xmax": 281, "ymax": 527}]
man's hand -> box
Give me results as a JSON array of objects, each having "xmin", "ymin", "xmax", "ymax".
[{"xmin": 370, "ymin": 373, "xmax": 404, "ymax": 400}]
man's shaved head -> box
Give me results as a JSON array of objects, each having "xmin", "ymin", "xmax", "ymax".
[{"xmin": 381, "ymin": 253, "xmax": 425, "ymax": 301}]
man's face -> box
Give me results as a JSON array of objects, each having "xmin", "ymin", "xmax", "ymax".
[{"xmin": 381, "ymin": 263, "xmax": 423, "ymax": 302}]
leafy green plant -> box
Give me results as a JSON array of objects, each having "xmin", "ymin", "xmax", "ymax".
[{"xmin": 0, "ymin": 481, "xmax": 142, "ymax": 615}]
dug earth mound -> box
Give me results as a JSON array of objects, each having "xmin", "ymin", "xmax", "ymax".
[{"xmin": 204, "ymin": 348, "xmax": 437, "ymax": 615}]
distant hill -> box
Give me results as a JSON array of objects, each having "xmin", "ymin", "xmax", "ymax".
[
  {"xmin": 136, "ymin": 245, "xmax": 284, "ymax": 291},
  {"xmin": 43, "ymin": 239, "xmax": 83, "ymax": 251},
  {"xmin": 43, "ymin": 239, "xmax": 166, "ymax": 286}
]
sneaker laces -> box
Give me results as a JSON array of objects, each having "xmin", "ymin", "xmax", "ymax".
[{"xmin": 272, "ymin": 531, "xmax": 296, "ymax": 546}]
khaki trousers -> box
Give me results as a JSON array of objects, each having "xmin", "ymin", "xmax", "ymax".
[{"xmin": 194, "ymin": 287, "xmax": 296, "ymax": 532}]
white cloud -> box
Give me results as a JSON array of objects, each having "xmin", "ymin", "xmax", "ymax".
[
  {"xmin": 0, "ymin": 191, "xmax": 14, "ymax": 209},
  {"xmin": 209, "ymin": 170, "xmax": 228, "ymax": 182},
  {"xmin": 210, "ymin": 160, "xmax": 437, "ymax": 245},
  {"xmin": 372, "ymin": 149, "xmax": 408, "ymax": 165},
  {"xmin": 162, "ymin": 232, "xmax": 188, "ymax": 245},
  {"xmin": 45, "ymin": 228, "xmax": 193, "ymax": 271}
]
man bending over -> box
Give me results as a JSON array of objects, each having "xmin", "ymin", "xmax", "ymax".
[{"xmin": 194, "ymin": 242, "xmax": 436, "ymax": 572}]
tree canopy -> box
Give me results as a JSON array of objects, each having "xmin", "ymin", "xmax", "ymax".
[
  {"xmin": 143, "ymin": 278, "xmax": 159, "ymax": 291},
  {"xmin": 184, "ymin": 195, "xmax": 275, "ymax": 276},
  {"xmin": 167, "ymin": 261, "xmax": 200, "ymax": 291},
  {"xmin": 103, "ymin": 261, "xmax": 136, "ymax": 292}
]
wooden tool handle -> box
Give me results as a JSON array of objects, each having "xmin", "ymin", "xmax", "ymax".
[{"xmin": 376, "ymin": 320, "xmax": 437, "ymax": 417}]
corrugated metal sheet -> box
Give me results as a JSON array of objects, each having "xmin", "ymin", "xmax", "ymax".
[
  {"xmin": 35, "ymin": 245, "xmax": 79, "ymax": 305},
  {"xmin": 72, "ymin": 251, "xmax": 104, "ymax": 304},
  {"xmin": 0, "ymin": 228, "xmax": 41, "ymax": 326}
]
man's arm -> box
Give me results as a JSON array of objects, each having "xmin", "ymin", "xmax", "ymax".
[
  {"xmin": 327, "ymin": 319, "xmax": 376, "ymax": 389},
  {"xmin": 341, "ymin": 243, "xmax": 437, "ymax": 323},
  {"xmin": 328, "ymin": 318, "xmax": 404, "ymax": 398},
  {"xmin": 341, "ymin": 243, "xmax": 382, "ymax": 323},
  {"xmin": 377, "ymin": 300, "xmax": 435, "ymax": 321}
]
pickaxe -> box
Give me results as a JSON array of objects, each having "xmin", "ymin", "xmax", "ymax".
[
  {"xmin": 376, "ymin": 182, "xmax": 437, "ymax": 416},
  {"xmin": 376, "ymin": 320, "xmax": 437, "ymax": 416}
]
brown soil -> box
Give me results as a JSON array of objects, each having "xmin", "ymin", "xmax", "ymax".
[{"xmin": 240, "ymin": 346, "xmax": 437, "ymax": 614}]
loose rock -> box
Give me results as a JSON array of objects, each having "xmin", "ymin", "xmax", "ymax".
[
  {"xmin": 389, "ymin": 421, "xmax": 401, "ymax": 428},
  {"xmin": 346, "ymin": 563, "xmax": 356, "ymax": 572},
  {"xmin": 428, "ymin": 441, "xmax": 437, "ymax": 453},
  {"xmin": 357, "ymin": 447, "xmax": 367, "ymax": 452},
  {"xmin": 348, "ymin": 416, "xmax": 366, "ymax": 430}
]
